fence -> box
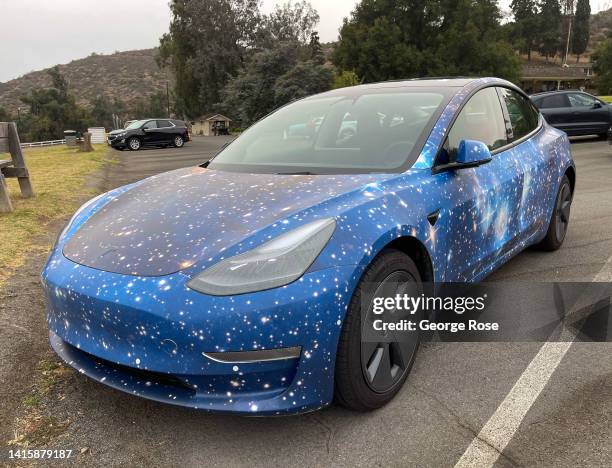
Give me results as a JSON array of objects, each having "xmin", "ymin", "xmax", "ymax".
[
  {"xmin": 20, "ymin": 139, "xmax": 66, "ymax": 148},
  {"xmin": 88, "ymin": 127, "xmax": 106, "ymax": 144}
]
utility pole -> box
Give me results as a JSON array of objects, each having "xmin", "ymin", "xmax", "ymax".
[
  {"xmin": 166, "ymin": 81, "xmax": 170, "ymax": 118},
  {"xmin": 563, "ymin": 0, "xmax": 576, "ymax": 65}
]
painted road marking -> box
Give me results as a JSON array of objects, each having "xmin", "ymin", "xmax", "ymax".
[{"xmin": 455, "ymin": 256, "xmax": 612, "ymax": 468}]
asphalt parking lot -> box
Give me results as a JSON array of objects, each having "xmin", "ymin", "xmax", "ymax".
[{"xmin": 1, "ymin": 136, "xmax": 611, "ymax": 467}]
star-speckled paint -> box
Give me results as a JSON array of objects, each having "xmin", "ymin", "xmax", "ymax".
[{"xmin": 41, "ymin": 78, "xmax": 574, "ymax": 415}]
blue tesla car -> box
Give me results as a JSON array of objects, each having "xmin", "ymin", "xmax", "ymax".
[{"xmin": 42, "ymin": 77, "xmax": 575, "ymax": 414}]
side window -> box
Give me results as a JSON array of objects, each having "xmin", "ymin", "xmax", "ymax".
[
  {"xmin": 446, "ymin": 87, "xmax": 507, "ymax": 159},
  {"xmin": 539, "ymin": 94, "xmax": 570, "ymax": 109},
  {"xmin": 498, "ymin": 88, "xmax": 539, "ymax": 141},
  {"xmin": 568, "ymin": 93, "xmax": 598, "ymax": 107},
  {"xmin": 157, "ymin": 120, "xmax": 172, "ymax": 128},
  {"xmin": 143, "ymin": 120, "xmax": 157, "ymax": 130}
]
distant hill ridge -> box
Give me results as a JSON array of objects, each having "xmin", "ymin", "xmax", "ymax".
[{"xmin": 0, "ymin": 49, "xmax": 168, "ymax": 112}]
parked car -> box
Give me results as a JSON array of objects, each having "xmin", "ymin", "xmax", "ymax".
[
  {"xmin": 106, "ymin": 120, "xmax": 136, "ymax": 146},
  {"xmin": 108, "ymin": 118, "xmax": 190, "ymax": 150},
  {"xmin": 530, "ymin": 90, "xmax": 612, "ymax": 138},
  {"xmin": 42, "ymin": 78, "xmax": 574, "ymax": 414}
]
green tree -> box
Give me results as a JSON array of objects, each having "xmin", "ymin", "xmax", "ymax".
[
  {"xmin": 263, "ymin": 1, "xmax": 319, "ymax": 45},
  {"xmin": 159, "ymin": 0, "xmax": 319, "ymax": 119},
  {"xmin": 19, "ymin": 66, "xmax": 91, "ymax": 141},
  {"xmin": 538, "ymin": 0, "xmax": 562, "ymax": 61},
  {"xmin": 333, "ymin": 0, "xmax": 519, "ymax": 83},
  {"xmin": 158, "ymin": 0, "xmax": 263, "ymax": 118},
  {"xmin": 309, "ymin": 31, "xmax": 324, "ymax": 64},
  {"xmin": 0, "ymin": 106, "xmax": 10, "ymax": 122},
  {"xmin": 511, "ymin": 0, "xmax": 539, "ymax": 60},
  {"xmin": 130, "ymin": 91, "xmax": 172, "ymax": 119},
  {"xmin": 220, "ymin": 44, "xmax": 299, "ymax": 125},
  {"xmin": 274, "ymin": 61, "xmax": 333, "ymax": 104},
  {"xmin": 333, "ymin": 70, "xmax": 361, "ymax": 89},
  {"xmin": 90, "ymin": 95, "xmax": 116, "ymax": 129},
  {"xmin": 571, "ymin": 0, "xmax": 590, "ymax": 62},
  {"xmin": 593, "ymin": 38, "xmax": 612, "ymax": 94}
]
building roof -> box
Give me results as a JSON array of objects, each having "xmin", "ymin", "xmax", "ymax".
[
  {"xmin": 195, "ymin": 113, "xmax": 233, "ymax": 122},
  {"xmin": 521, "ymin": 63, "xmax": 593, "ymax": 80}
]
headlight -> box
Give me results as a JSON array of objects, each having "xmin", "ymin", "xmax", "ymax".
[{"xmin": 187, "ymin": 218, "xmax": 336, "ymax": 296}]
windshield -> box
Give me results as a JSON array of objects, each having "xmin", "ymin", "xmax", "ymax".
[
  {"xmin": 126, "ymin": 120, "xmax": 146, "ymax": 130},
  {"xmin": 208, "ymin": 89, "xmax": 448, "ymax": 174}
]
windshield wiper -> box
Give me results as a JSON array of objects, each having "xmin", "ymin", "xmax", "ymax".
[{"xmin": 275, "ymin": 171, "xmax": 317, "ymax": 175}]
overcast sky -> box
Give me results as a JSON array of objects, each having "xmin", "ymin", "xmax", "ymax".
[{"xmin": 1, "ymin": 0, "xmax": 611, "ymax": 83}]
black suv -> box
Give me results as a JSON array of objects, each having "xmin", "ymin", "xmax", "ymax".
[
  {"xmin": 109, "ymin": 119, "xmax": 190, "ymax": 151},
  {"xmin": 530, "ymin": 91, "xmax": 612, "ymax": 138}
]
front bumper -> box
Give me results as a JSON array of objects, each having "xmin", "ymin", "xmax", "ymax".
[
  {"xmin": 108, "ymin": 138, "xmax": 127, "ymax": 149},
  {"xmin": 42, "ymin": 250, "xmax": 360, "ymax": 415}
]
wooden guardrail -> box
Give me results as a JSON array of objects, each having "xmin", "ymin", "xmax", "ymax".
[
  {"xmin": 0, "ymin": 122, "xmax": 35, "ymax": 213},
  {"xmin": 21, "ymin": 139, "xmax": 66, "ymax": 148}
]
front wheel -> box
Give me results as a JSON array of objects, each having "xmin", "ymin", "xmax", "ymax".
[
  {"xmin": 173, "ymin": 135, "xmax": 185, "ymax": 148},
  {"xmin": 538, "ymin": 175, "xmax": 572, "ymax": 251},
  {"xmin": 127, "ymin": 137, "xmax": 141, "ymax": 151},
  {"xmin": 335, "ymin": 249, "xmax": 422, "ymax": 411}
]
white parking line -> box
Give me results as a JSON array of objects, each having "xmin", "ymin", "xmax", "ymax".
[{"xmin": 455, "ymin": 256, "xmax": 612, "ymax": 468}]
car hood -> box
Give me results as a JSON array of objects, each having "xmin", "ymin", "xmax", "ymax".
[{"xmin": 63, "ymin": 167, "xmax": 386, "ymax": 276}]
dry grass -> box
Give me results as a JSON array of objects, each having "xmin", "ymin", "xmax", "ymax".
[
  {"xmin": 8, "ymin": 359, "xmax": 73, "ymax": 448},
  {"xmin": 0, "ymin": 144, "xmax": 107, "ymax": 286}
]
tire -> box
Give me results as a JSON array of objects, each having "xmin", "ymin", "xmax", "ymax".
[
  {"xmin": 334, "ymin": 249, "xmax": 422, "ymax": 411},
  {"xmin": 173, "ymin": 135, "xmax": 185, "ymax": 148},
  {"xmin": 127, "ymin": 137, "xmax": 141, "ymax": 151},
  {"xmin": 538, "ymin": 175, "xmax": 572, "ymax": 251}
]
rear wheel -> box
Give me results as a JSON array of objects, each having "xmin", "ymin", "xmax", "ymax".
[
  {"xmin": 335, "ymin": 249, "xmax": 422, "ymax": 411},
  {"xmin": 127, "ymin": 137, "xmax": 141, "ymax": 151},
  {"xmin": 538, "ymin": 175, "xmax": 572, "ymax": 251},
  {"xmin": 173, "ymin": 135, "xmax": 185, "ymax": 148}
]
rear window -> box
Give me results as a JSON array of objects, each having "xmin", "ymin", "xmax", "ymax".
[
  {"xmin": 537, "ymin": 94, "xmax": 570, "ymax": 109},
  {"xmin": 499, "ymin": 88, "xmax": 540, "ymax": 141},
  {"xmin": 208, "ymin": 90, "xmax": 450, "ymax": 174}
]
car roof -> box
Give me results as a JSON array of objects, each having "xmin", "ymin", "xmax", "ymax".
[
  {"xmin": 313, "ymin": 77, "xmax": 517, "ymax": 99},
  {"xmin": 530, "ymin": 90, "xmax": 588, "ymax": 97}
]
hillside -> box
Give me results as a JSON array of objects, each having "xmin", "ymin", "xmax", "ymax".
[
  {"xmin": 0, "ymin": 49, "xmax": 169, "ymax": 112},
  {"xmin": 591, "ymin": 6, "xmax": 612, "ymax": 53}
]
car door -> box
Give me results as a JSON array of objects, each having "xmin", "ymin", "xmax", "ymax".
[
  {"xmin": 498, "ymin": 87, "xmax": 551, "ymax": 242},
  {"xmin": 533, "ymin": 94, "xmax": 573, "ymax": 134},
  {"xmin": 566, "ymin": 92, "xmax": 611, "ymax": 136},
  {"xmin": 437, "ymin": 87, "xmax": 522, "ymax": 281},
  {"xmin": 141, "ymin": 120, "xmax": 160, "ymax": 145},
  {"xmin": 156, "ymin": 119, "xmax": 174, "ymax": 144}
]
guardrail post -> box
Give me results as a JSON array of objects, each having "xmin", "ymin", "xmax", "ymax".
[
  {"xmin": 0, "ymin": 122, "xmax": 35, "ymax": 213},
  {"xmin": 0, "ymin": 172, "xmax": 13, "ymax": 213},
  {"xmin": 8, "ymin": 122, "xmax": 35, "ymax": 198}
]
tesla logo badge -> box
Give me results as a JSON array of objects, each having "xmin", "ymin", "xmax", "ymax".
[{"xmin": 427, "ymin": 210, "xmax": 440, "ymax": 226}]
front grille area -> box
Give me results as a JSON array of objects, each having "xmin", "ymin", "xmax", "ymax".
[{"xmin": 51, "ymin": 332, "xmax": 299, "ymax": 405}]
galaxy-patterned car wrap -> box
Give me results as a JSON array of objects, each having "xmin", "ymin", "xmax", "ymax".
[{"xmin": 41, "ymin": 78, "xmax": 574, "ymax": 415}]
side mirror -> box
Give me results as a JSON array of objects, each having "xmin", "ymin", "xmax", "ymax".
[
  {"xmin": 433, "ymin": 140, "xmax": 492, "ymax": 174},
  {"xmin": 593, "ymin": 101, "xmax": 603, "ymax": 109}
]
